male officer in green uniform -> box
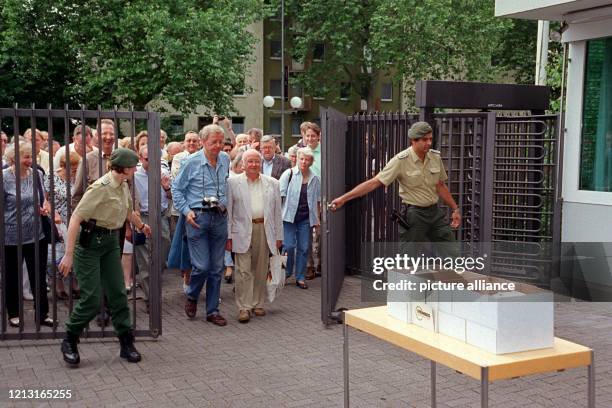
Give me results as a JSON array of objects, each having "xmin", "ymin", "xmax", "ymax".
[
  {"xmin": 330, "ymin": 121, "xmax": 461, "ymax": 246},
  {"xmin": 59, "ymin": 148, "xmax": 151, "ymax": 367}
]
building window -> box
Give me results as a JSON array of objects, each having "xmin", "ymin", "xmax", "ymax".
[
  {"xmin": 381, "ymin": 83, "xmax": 393, "ymax": 102},
  {"xmin": 340, "ymin": 82, "xmax": 350, "ymax": 100},
  {"xmin": 291, "ymin": 116, "xmax": 303, "ymax": 137},
  {"xmin": 270, "ymin": 40, "xmax": 282, "ymax": 59},
  {"xmin": 232, "ymin": 117, "xmax": 245, "ymax": 135},
  {"xmin": 313, "ymin": 43, "xmax": 325, "ymax": 61},
  {"xmin": 198, "ymin": 116, "xmax": 211, "ymax": 131},
  {"xmin": 165, "ymin": 116, "xmax": 184, "ymax": 140},
  {"xmin": 269, "ymin": 117, "xmax": 282, "ymax": 135},
  {"xmin": 580, "ymin": 37, "xmax": 612, "ymax": 192},
  {"xmin": 233, "ymin": 80, "xmax": 246, "ymax": 96},
  {"xmin": 269, "ymin": 79, "xmax": 282, "ymax": 98}
]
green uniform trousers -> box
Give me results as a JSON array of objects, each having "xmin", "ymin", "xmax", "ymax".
[
  {"xmin": 399, "ymin": 205, "xmax": 459, "ymax": 258},
  {"xmin": 65, "ymin": 230, "xmax": 131, "ymax": 337}
]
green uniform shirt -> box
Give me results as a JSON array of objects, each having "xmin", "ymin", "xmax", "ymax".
[
  {"xmin": 376, "ymin": 146, "xmax": 448, "ymax": 207},
  {"xmin": 73, "ymin": 172, "xmax": 132, "ymax": 229}
]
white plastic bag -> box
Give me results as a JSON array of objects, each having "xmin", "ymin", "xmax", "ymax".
[{"xmin": 267, "ymin": 252, "xmax": 285, "ymax": 302}]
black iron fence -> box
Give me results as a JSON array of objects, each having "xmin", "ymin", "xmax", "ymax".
[
  {"xmin": 344, "ymin": 112, "xmax": 561, "ymax": 287},
  {"xmin": 0, "ymin": 105, "xmax": 162, "ymax": 340}
]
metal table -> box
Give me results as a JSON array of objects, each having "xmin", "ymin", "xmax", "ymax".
[{"xmin": 343, "ymin": 306, "xmax": 594, "ymax": 407}]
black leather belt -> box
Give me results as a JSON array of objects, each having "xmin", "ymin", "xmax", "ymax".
[
  {"xmin": 93, "ymin": 225, "xmax": 119, "ymax": 234},
  {"xmin": 401, "ymin": 203, "xmax": 438, "ymax": 210},
  {"xmin": 191, "ymin": 207, "xmax": 221, "ymax": 213}
]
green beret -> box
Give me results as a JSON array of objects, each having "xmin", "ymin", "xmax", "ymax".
[
  {"xmin": 110, "ymin": 147, "xmax": 139, "ymax": 168},
  {"xmin": 408, "ymin": 121, "xmax": 433, "ymax": 140}
]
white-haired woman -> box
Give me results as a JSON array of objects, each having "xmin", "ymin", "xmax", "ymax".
[
  {"xmin": 279, "ymin": 148, "xmax": 320, "ymax": 289},
  {"xmin": 2, "ymin": 141, "xmax": 54, "ymax": 327}
]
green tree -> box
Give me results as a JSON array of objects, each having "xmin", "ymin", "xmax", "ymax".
[
  {"xmin": 279, "ymin": 0, "xmax": 514, "ymax": 109},
  {"xmin": 0, "ymin": 0, "xmax": 80, "ymax": 107},
  {"xmin": 492, "ymin": 19, "xmax": 538, "ymax": 85},
  {"xmin": 1, "ymin": 0, "xmax": 264, "ymax": 114}
]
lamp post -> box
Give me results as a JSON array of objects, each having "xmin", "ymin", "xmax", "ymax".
[
  {"xmin": 281, "ymin": 0, "xmax": 285, "ymax": 153},
  {"xmin": 264, "ymin": 0, "xmax": 305, "ymax": 152}
]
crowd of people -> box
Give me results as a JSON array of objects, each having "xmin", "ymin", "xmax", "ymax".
[{"xmin": 1, "ymin": 116, "xmax": 323, "ymax": 365}]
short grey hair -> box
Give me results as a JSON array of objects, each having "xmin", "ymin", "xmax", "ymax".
[
  {"xmin": 297, "ymin": 147, "xmax": 314, "ymax": 162},
  {"xmin": 260, "ymin": 135, "xmax": 275, "ymax": 145},
  {"xmin": 199, "ymin": 124, "xmax": 224, "ymax": 141},
  {"xmin": 242, "ymin": 148, "xmax": 262, "ymax": 164}
]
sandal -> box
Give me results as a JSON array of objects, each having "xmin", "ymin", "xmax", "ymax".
[
  {"xmin": 41, "ymin": 317, "xmax": 57, "ymax": 328},
  {"xmin": 296, "ymin": 281, "xmax": 308, "ymax": 289}
]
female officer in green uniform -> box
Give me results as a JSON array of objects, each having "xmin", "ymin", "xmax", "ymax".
[{"xmin": 58, "ymin": 148, "xmax": 151, "ymax": 367}]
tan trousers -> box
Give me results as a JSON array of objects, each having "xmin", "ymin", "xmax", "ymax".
[{"xmin": 234, "ymin": 223, "xmax": 269, "ymax": 311}]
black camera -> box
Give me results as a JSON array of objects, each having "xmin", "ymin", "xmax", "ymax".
[{"xmin": 202, "ymin": 196, "xmax": 227, "ymax": 215}]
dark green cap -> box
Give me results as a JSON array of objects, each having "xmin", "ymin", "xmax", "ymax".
[
  {"xmin": 408, "ymin": 121, "xmax": 433, "ymax": 139},
  {"xmin": 110, "ymin": 147, "xmax": 139, "ymax": 168}
]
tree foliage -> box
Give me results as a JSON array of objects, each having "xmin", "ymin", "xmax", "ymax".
[
  {"xmin": 278, "ymin": 0, "xmax": 538, "ymax": 108},
  {"xmin": 0, "ymin": 0, "xmax": 264, "ymax": 114}
]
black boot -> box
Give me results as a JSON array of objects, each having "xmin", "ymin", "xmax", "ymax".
[
  {"xmin": 61, "ymin": 332, "xmax": 80, "ymax": 367},
  {"xmin": 118, "ymin": 331, "xmax": 142, "ymax": 363}
]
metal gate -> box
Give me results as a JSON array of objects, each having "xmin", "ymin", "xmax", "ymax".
[
  {"xmin": 320, "ymin": 107, "xmax": 348, "ymax": 325},
  {"xmin": 0, "ymin": 105, "xmax": 162, "ymax": 340},
  {"xmin": 331, "ymin": 111, "xmax": 560, "ymax": 294}
]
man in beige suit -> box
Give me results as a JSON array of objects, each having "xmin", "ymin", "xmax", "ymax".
[{"xmin": 226, "ymin": 149, "xmax": 283, "ymax": 323}]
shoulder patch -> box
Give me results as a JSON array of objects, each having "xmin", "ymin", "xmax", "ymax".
[
  {"xmin": 429, "ymin": 149, "xmax": 441, "ymax": 155},
  {"xmin": 100, "ymin": 174, "xmax": 111, "ymax": 185},
  {"xmin": 397, "ymin": 150, "xmax": 410, "ymax": 159}
]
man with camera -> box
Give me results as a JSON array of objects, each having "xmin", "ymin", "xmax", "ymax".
[{"xmin": 172, "ymin": 124, "xmax": 230, "ymax": 326}]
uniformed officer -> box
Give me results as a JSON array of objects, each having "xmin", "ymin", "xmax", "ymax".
[
  {"xmin": 330, "ymin": 121, "xmax": 461, "ymax": 246},
  {"xmin": 58, "ymin": 148, "xmax": 151, "ymax": 367}
]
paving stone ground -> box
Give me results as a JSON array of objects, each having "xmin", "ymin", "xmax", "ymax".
[{"xmin": 1, "ymin": 270, "xmax": 611, "ymax": 407}]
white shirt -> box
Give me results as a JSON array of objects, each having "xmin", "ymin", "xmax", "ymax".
[{"xmin": 262, "ymin": 158, "xmax": 274, "ymax": 176}]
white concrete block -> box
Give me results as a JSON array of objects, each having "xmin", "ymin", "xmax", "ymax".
[
  {"xmin": 387, "ymin": 301, "xmax": 412, "ymax": 324},
  {"xmin": 438, "ymin": 310, "xmax": 467, "ymax": 342}
]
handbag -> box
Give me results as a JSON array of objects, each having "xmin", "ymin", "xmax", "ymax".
[
  {"xmin": 133, "ymin": 231, "xmax": 147, "ymax": 246},
  {"xmin": 36, "ymin": 174, "xmax": 60, "ymax": 242}
]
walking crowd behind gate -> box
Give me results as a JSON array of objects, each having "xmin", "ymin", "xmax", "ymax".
[{"xmin": 1, "ymin": 116, "xmax": 322, "ymax": 366}]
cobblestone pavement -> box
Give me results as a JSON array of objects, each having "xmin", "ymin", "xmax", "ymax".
[{"xmin": 1, "ymin": 271, "xmax": 611, "ymax": 407}]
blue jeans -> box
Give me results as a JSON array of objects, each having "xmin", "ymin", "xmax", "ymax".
[
  {"xmin": 185, "ymin": 212, "xmax": 227, "ymax": 316},
  {"xmin": 283, "ymin": 219, "xmax": 311, "ymax": 282}
]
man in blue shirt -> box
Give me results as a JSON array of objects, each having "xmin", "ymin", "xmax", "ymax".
[
  {"xmin": 134, "ymin": 145, "xmax": 171, "ymax": 309},
  {"xmin": 172, "ymin": 124, "xmax": 230, "ymax": 326}
]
